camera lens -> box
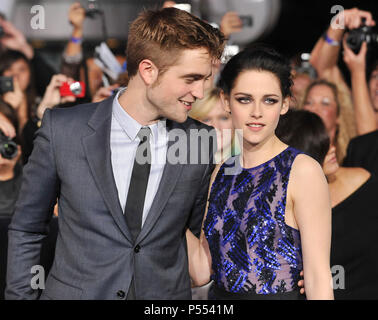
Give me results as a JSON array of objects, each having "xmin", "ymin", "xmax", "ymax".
[
  {"xmin": 69, "ymin": 82, "xmax": 82, "ymax": 95},
  {"xmin": 0, "ymin": 133, "xmax": 18, "ymax": 160},
  {"xmin": 2, "ymin": 143, "xmax": 17, "ymax": 159}
]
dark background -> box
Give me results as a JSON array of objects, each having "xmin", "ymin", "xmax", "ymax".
[
  {"xmin": 262, "ymin": 0, "xmax": 377, "ymax": 57},
  {"xmin": 27, "ymin": 0, "xmax": 377, "ymax": 75}
]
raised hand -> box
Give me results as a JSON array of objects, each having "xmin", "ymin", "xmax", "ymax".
[
  {"xmin": 36, "ymin": 74, "xmax": 77, "ymax": 119},
  {"xmin": 69, "ymin": 2, "xmax": 86, "ymax": 30},
  {"xmin": 0, "ymin": 20, "xmax": 34, "ymax": 59},
  {"xmin": 2, "ymin": 78, "xmax": 23, "ymax": 110},
  {"xmin": 220, "ymin": 12, "xmax": 242, "ymax": 39},
  {"xmin": 0, "ymin": 113, "xmax": 16, "ymax": 139},
  {"xmin": 342, "ymin": 34, "xmax": 367, "ymax": 73}
]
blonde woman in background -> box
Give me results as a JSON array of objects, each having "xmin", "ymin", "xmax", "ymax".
[
  {"xmin": 300, "ymin": 79, "xmax": 356, "ymax": 163},
  {"xmin": 189, "ymin": 87, "xmax": 240, "ymax": 164},
  {"xmin": 188, "ymin": 87, "xmax": 239, "ymax": 300}
]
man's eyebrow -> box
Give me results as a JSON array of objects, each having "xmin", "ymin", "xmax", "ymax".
[{"xmin": 181, "ymin": 72, "xmax": 212, "ymax": 79}]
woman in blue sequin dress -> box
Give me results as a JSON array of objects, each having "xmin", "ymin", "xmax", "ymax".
[{"xmin": 186, "ymin": 46, "xmax": 334, "ymax": 300}]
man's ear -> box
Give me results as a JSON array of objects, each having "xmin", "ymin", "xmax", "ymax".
[
  {"xmin": 220, "ymin": 90, "xmax": 231, "ymax": 113},
  {"xmin": 138, "ymin": 59, "xmax": 159, "ymax": 86},
  {"xmin": 280, "ymin": 97, "xmax": 290, "ymax": 115}
]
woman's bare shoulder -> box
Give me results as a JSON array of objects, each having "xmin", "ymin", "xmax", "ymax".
[
  {"xmin": 291, "ymin": 153, "xmax": 324, "ymax": 176},
  {"xmin": 288, "ymin": 153, "xmax": 327, "ymax": 195}
]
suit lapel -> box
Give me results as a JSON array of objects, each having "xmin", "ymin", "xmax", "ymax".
[
  {"xmin": 82, "ymin": 96, "xmax": 133, "ymax": 243},
  {"xmin": 136, "ymin": 120, "xmax": 185, "ymax": 243}
]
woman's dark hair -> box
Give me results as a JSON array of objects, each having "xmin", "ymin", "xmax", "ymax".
[
  {"xmin": 276, "ymin": 109, "xmax": 330, "ymax": 165},
  {"xmin": 0, "ymin": 50, "xmax": 29, "ymax": 76},
  {"xmin": 0, "ymin": 50, "xmax": 37, "ymax": 119},
  {"xmin": 218, "ymin": 44, "xmax": 293, "ymax": 98}
]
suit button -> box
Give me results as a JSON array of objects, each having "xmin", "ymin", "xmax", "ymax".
[
  {"xmin": 134, "ymin": 245, "xmax": 140, "ymax": 253},
  {"xmin": 117, "ymin": 290, "xmax": 126, "ymax": 299}
]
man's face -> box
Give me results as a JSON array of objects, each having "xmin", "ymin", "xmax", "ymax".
[
  {"xmin": 369, "ymin": 68, "xmax": 378, "ymax": 112},
  {"xmin": 146, "ymin": 48, "xmax": 213, "ymax": 123}
]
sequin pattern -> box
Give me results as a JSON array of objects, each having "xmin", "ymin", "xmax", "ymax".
[{"xmin": 204, "ymin": 147, "xmax": 303, "ymax": 294}]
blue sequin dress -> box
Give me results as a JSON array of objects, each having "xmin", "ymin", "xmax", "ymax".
[{"xmin": 204, "ymin": 146, "xmax": 304, "ymax": 299}]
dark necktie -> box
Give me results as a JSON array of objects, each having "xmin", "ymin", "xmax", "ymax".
[
  {"xmin": 124, "ymin": 126, "xmax": 151, "ymax": 242},
  {"xmin": 125, "ymin": 127, "xmax": 151, "ymax": 300}
]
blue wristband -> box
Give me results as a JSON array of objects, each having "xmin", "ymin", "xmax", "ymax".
[
  {"xmin": 71, "ymin": 36, "xmax": 82, "ymax": 44},
  {"xmin": 323, "ymin": 33, "xmax": 340, "ymax": 46}
]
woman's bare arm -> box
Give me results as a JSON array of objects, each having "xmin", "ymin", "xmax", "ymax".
[
  {"xmin": 186, "ymin": 163, "xmax": 222, "ymax": 287},
  {"xmin": 343, "ymin": 39, "xmax": 377, "ymax": 134},
  {"xmin": 290, "ymin": 154, "xmax": 334, "ymax": 300},
  {"xmin": 310, "ymin": 8, "xmax": 375, "ymax": 77}
]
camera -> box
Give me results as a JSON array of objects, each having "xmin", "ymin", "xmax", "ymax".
[
  {"xmin": 295, "ymin": 53, "xmax": 317, "ymax": 79},
  {"xmin": 0, "ymin": 130, "xmax": 18, "ymax": 160},
  {"xmin": 85, "ymin": 0, "xmax": 102, "ymax": 19},
  {"xmin": 0, "ymin": 76, "xmax": 14, "ymax": 94},
  {"xmin": 346, "ymin": 19, "xmax": 378, "ymax": 54},
  {"xmin": 59, "ymin": 81, "xmax": 86, "ymax": 98},
  {"xmin": 239, "ymin": 15, "xmax": 253, "ymax": 28}
]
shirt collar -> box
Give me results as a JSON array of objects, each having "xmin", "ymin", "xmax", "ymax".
[{"xmin": 112, "ymin": 88, "xmax": 166, "ymax": 143}]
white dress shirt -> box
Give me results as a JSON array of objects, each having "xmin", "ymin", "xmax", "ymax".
[{"xmin": 110, "ymin": 89, "xmax": 167, "ymax": 227}]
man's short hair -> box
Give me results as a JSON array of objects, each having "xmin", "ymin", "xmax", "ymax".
[{"xmin": 126, "ymin": 7, "xmax": 225, "ymax": 78}]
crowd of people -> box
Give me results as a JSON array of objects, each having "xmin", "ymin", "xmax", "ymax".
[{"xmin": 0, "ymin": 2, "xmax": 377, "ymax": 300}]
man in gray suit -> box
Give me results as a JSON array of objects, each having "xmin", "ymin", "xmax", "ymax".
[{"xmin": 5, "ymin": 8, "xmax": 225, "ymax": 300}]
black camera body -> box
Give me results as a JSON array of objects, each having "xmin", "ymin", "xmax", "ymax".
[
  {"xmin": 0, "ymin": 76, "xmax": 13, "ymax": 94},
  {"xmin": 85, "ymin": 0, "xmax": 102, "ymax": 19},
  {"xmin": 0, "ymin": 130, "xmax": 18, "ymax": 160},
  {"xmin": 239, "ymin": 15, "xmax": 253, "ymax": 28},
  {"xmin": 346, "ymin": 22, "xmax": 378, "ymax": 54}
]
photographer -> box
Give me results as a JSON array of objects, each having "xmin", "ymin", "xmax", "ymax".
[
  {"xmin": 0, "ymin": 50, "xmax": 37, "ymax": 133},
  {"xmin": 60, "ymin": 2, "xmax": 86, "ymax": 85},
  {"xmin": 310, "ymin": 8, "xmax": 377, "ymax": 135},
  {"xmin": 0, "ymin": 16, "xmax": 55, "ymax": 97},
  {"xmin": 61, "ymin": 2, "xmax": 126, "ymax": 101},
  {"xmin": 22, "ymin": 74, "xmax": 77, "ymax": 164},
  {"xmin": 0, "ymin": 101, "xmax": 21, "ymax": 218},
  {"xmin": 342, "ymin": 35, "xmax": 377, "ymax": 133}
]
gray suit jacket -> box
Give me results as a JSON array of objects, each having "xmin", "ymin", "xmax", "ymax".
[{"xmin": 5, "ymin": 96, "xmax": 216, "ymax": 300}]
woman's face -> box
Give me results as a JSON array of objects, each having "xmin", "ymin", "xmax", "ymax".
[
  {"xmin": 222, "ymin": 70, "xmax": 289, "ymax": 148},
  {"xmin": 201, "ymin": 98, "xmax": 234, "ymax": 152},
  {"xmin": 322, "ymin": 145, "xmax": 339, "ymax": 177},
  {"xmin": 2, "ymin": 58, "xmax": 31, "ymax": 92},
  {"xmin": 303, "ymin": 85, "xmax": 339, "ymax": 142}
]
